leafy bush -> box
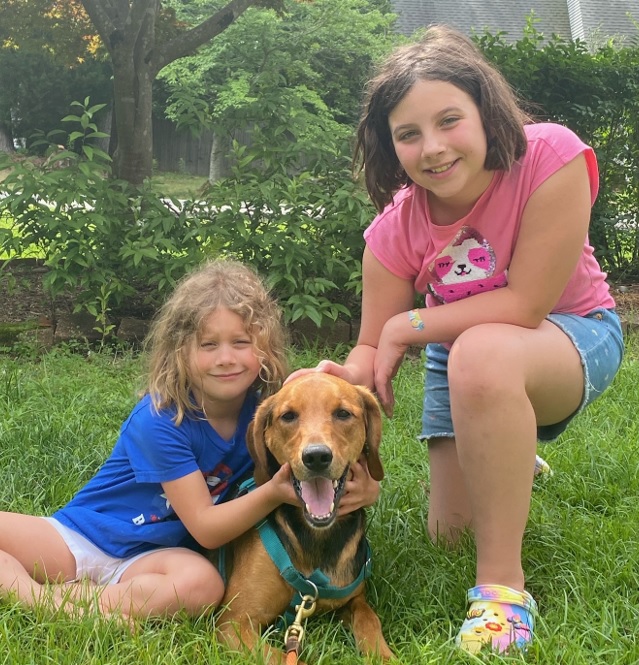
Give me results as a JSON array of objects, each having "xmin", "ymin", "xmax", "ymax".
[
  {"xmin": 0, "ymin": 99, "xmax": 208, "ymax": 325},
  {"xmin": 3, "ymin": 18, "xmax": 639, "ymax": 334},
  {"xmin": 476, "ymin": 18, "xmax": 639, "ymax": 279},
  {"xmin": 196, "ymin": 133, "xmax": 373, "ymax": 325},
  {"xmin": 0, "ymin": 100, "xmax": 374, "ymax": 329}
]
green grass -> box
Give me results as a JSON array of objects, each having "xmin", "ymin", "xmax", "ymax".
[
  {"xmin": 1, "ymin": 336, "xmax": 639, "ymax": 664},
  {"xmin": 149, "ymin": 171, "xmax": 208, "ymax": 199}
]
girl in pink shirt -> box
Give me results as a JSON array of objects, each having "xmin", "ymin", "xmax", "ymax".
[{"xmin": 296, "ymin": 24, "xmax": 624, "ymax": 654}]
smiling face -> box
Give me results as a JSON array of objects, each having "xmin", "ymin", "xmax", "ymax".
[
  {"xmin": 188, "ymin": 307, "xmax": 261, "ymax": 416},
  {"xmin": 388, "ymin": 79, "xmax": 493, "ymax": 219}
]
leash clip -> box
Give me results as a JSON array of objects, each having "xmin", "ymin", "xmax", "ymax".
[{"xmin": 284, "ymin": 583, "xmax": 318, "ymax": 657}]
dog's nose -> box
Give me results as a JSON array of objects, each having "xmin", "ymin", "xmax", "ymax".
[{"xmin": 302, "ymin": 444, "xmax": 333, "ymax": 472}]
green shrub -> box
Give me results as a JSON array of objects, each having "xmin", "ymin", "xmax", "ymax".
[
  {"xmin": 0, "ymin": 99, "xmax": 208, "ymax": 325},
  {"xmin": 4, "ymin": 17, "xmax": 639, "ymax": 332},
  {"xmin": 0, "ymin": 100, "xmax": 374, "ymax": 328},
  {"xmin": 476, "ymin": 18, "xmax": 639, "ymax": 279},
  {"xmin": 197, "ymin": 134, "xmax": 374, "ymax": 325}
]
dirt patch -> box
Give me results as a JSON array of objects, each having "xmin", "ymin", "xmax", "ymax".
[
  {"xmin": 0, "ymin": 259, "xmax": 159, "ymax": 326},
  {"xmin": 612, "ymin": 283, "xmax": 639, "ymax": 318},
  {"xmin": 0, "ymin": 260, "xmax": 67, "ymax": 325}
]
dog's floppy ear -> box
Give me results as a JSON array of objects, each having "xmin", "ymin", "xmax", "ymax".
[
  {"xmin": 357, "ymin": 385, "xmax": 384, "ymax": 481},
  {"xmin": 246, "ymin": 398, "xmax": 274, "ymax": 486}
]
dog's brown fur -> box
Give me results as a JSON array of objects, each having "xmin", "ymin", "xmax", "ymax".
[{"xmin": 215, "ymin": 373, "xmax": 394, "ymax": 663}]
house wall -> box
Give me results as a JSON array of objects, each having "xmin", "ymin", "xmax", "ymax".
[
  {"xmin": 569, "ymin": 0, "xmax": 639, "ymax": 42},
  {"xmin": 392, "ymin": 0, "xmax": 639, "ymax": 42}
]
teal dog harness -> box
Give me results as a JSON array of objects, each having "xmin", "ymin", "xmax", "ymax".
[{"xmin": 220, "ymin": 478, "xmax": 372, "ymax": 626}]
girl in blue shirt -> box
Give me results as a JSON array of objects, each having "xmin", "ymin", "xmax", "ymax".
[{"xmin": 0, "ymin": 260, "xmax": 379, "ymax": 621}]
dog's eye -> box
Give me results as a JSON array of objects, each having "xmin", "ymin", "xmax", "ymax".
[
  {"xmin": 334, "ymin": 409, "xmax": 352, "ymax": 420},
  {"xmin": 280, "ymin": 411, "xmax": 298, "ymax": 423}
]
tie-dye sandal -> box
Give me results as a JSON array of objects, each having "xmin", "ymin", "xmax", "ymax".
[
  {"xmin": 534, "ymin": 454, "xmax": 553, "ymax": 478},
  {"xmin": 455, "ymin": 584, "xmax": 538, "ymax": 655}
]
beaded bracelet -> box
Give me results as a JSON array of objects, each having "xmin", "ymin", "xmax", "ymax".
[{"xmin": 408, "ymin": 308, "xmax": 425, "ymax": 331}]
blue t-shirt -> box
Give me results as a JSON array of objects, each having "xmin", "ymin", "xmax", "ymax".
[{"xmin": 53, "ymin": 392, "xmax": 257, "ymax": 558}]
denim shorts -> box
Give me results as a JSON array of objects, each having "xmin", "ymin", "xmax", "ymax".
[
  {"xmin": 43, "ymin": 517, "xmax": 172, "ymax": 585},
  {"xmin": 420, "ymin": 308, "xmax": 625, "ymax": 443}
]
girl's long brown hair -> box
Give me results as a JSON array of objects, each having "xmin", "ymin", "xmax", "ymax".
[{"xmin": 354, "ymin": 24, "xmax": 531, "ymax": 212}]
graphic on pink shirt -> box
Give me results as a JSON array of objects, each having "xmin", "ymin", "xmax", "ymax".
[{"xmin": 428, "ymin": 227, "xmax": 508, "ymax": 304}]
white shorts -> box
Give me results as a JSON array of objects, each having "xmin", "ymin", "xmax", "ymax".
[{"xmin": 43, "ymin": 517, "xmax": 164, "ymax": 585}]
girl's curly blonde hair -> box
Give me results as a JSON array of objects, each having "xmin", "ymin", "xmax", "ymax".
[{"xmin": 143, "ymin": 260, "xmax": 288, "ymax": 424}]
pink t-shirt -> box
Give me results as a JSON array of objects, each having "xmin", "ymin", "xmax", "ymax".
[{"xmin": 364, "ymin": 123, "xmax": 615, "ymax": 315}]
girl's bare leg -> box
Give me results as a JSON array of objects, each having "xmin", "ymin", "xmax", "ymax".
[
  {"xmin": 96, "ymin": 548, "xmax": 224, "ymax": 619},
  {"xmin": 444, "ymin": 321, "xmax": 583, "ymax": 590},
  {"xmin": 427, "ymin": 436, "xmax": 473, "ymax": 544},
  {"xmin": 0, "ymin": 512, "xmax": 76, "ymax": 607},
  {"xmin": 0, "ymin": 512, "xmax": 223, "ymax": 619}
]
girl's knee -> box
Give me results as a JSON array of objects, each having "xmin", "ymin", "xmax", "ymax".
[
  {"xmin": 176, "ymin": 561, "xmax": 225, "ymax": 614},
  {"xmin": 449, "ymin": 326, "xmax": 523, "ymax": 399}
]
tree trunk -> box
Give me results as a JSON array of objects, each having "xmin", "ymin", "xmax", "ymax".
[
  {"xmin": 111, "ymin": 57, "xmax": 154, "ymax": 184},
  {"xmin": 97, "ymin": 106, "xmax": 112, "ymax": 155},
  {"xmin": 79, "ymin": 0, "xmax": 277, "ymax": 185},
  {"xmin": 208, "ymin": 132, "xmax": 231, "ymax": 183},
  {"xmin": 0, "ymin": 122, "xmax": 15, "ymax": 153}
]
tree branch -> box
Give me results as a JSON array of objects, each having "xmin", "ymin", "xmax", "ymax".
[
  {"xmin": 152, "ymin": 0, "xmax": 261, "ymax": 74},
  {"xmin": 80, "ymin": 0, "xmax": 115, "ymax": 43},
  {"xmin": 80, "ymin": 0, "xmax": 132, "ymax": 54}
]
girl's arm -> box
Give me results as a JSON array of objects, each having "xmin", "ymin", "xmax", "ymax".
[
  {"xmin": 283, "ymin": 250, "xmax": 414, "ymax": 389},
  {"xmin": 162, "ymin": 464, "xmax": 299, "ymax": 550},
  {"xmin": 344, "ymin": 246, "xmax": 416, "ymax": 390},
  {"xmin": 373, "ymin": 153, "xmax": 593, "ymax": 410}
]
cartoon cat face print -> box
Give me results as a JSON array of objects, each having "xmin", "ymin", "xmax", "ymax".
[{"xmin": 428, "ymin": 227, "xmax": 508, "ymax": 304}]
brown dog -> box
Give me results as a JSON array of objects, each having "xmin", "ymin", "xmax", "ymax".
[{"xmin": 215, "ymin": 372, "xmax": 394, "ymax": 663}]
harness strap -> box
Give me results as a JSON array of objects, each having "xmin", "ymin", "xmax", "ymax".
[
  {"xmin": 257, "ymin": 517, "xmax": 372, "ymax": 625},
  {"xmin": 235, "ymin": 477, "xmax": 372, "ymax": 626}
]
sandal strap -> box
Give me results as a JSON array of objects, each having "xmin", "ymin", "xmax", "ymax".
[{"xmin": 467, "ymin": 584, "xmax": 538, "ymax": 614}]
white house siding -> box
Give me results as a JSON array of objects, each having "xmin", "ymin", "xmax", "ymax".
[
  {"xmin": 573, "ymin": 0, "xmax": 639, "ymax": 42},
  {"xmin": 392, "ymin": 0, "xmax": 639, "ymax": 42},
  {"xmin": 391, "ymin": 0, "xmax": 571, "ymax": 40}
]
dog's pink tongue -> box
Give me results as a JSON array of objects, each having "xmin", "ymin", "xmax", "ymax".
[{"xmin": 300, "ymin": 478, "xmax": 334, "ymax": 516}]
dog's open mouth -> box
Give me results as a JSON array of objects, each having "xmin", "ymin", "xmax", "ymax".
[{"xmin": 292, "ymin": 467, "xmax": 349, "ymax": 528}]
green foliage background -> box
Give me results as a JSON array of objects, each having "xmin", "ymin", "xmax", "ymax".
[
  {"xmin": 1, "ymin": 16, "xmax": 638, "ymax": 331},
  {"xmin": 477, "ymin": 17, "xmax": 639, "ymax": 281}
]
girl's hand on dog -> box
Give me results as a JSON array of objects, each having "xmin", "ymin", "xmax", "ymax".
[
  {"xmin": 268, "ymin": 463, "xmax": 301, "ymax": 507},
  {"xmin": 285, "ymin": 360, "xmax": 355, "ymax": 386},
  {"xmin": 338, "ymin": 455, "xmax": 381, "ymax": 515}
]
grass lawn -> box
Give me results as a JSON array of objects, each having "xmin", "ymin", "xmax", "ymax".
[
  {"xmin": 149, "ymin": 171, "xmax": 209, "ymax": 199},
  {"xmin": 1, "ymin": 336, "xmax": 638, "ymax": 664}
]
